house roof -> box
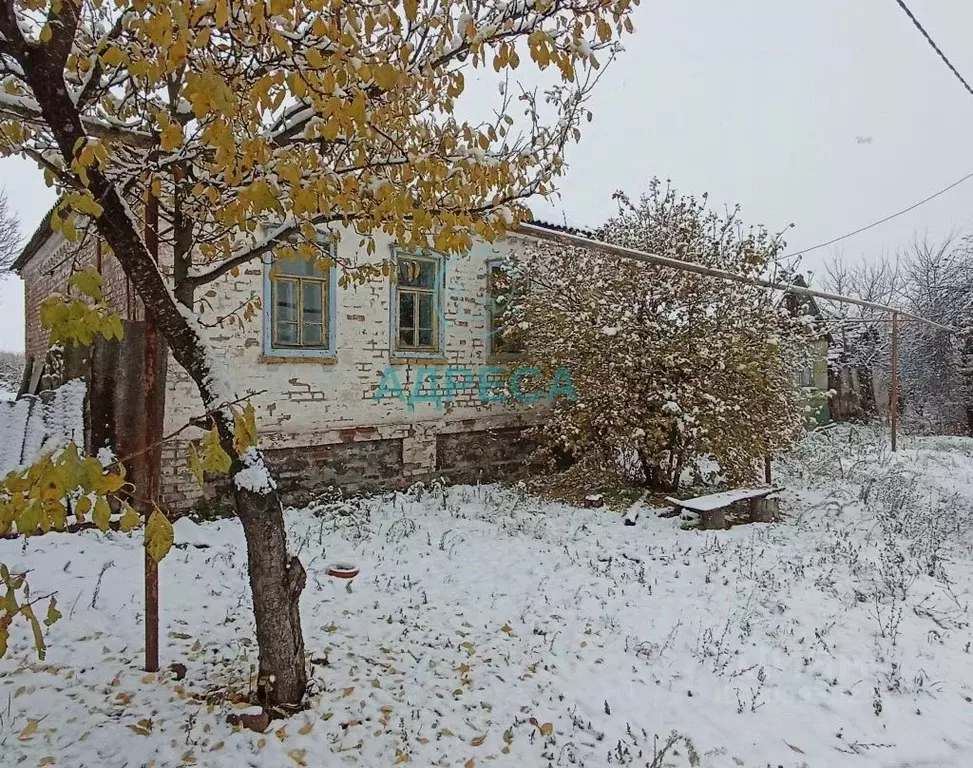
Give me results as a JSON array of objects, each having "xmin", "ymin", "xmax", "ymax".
[
  {"xmin": 520, "ymin": 218, "xmax": 597, "ymax": 239},
  {"xmin": 778, "ymin": 274, "xmax": 835, "ymax": 345},
  {"xmin": 783, "ymin": 274, "xmax": 825, "ymax": 317},
  {"xmin": 11, "ymin": 210, "xmax": 599, "ymax": 275},
  {"xmin": 11, "ymin": 202, "xmax": 59, "ymax": 274}
]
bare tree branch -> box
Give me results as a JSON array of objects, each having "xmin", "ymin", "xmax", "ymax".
[{"xmin": 0, "ymin": 189, "xmax": 21, "ymax": 270}]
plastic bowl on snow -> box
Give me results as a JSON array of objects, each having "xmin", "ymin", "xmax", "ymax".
[{"xmin": 326, "ymin": 563, "xmax": 360, "ymax": 580}]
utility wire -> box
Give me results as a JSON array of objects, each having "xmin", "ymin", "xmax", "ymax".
[
  {"xmin": 779, "ymin": 3, "xmax": 973, "ymax": 261},
  {"xmin": 783, "ymin": 169, "xmax": 973, "ymax": 259},
  {"xmin": 892, "ymin": 0, "xmax": 973, "ymax": 99}
]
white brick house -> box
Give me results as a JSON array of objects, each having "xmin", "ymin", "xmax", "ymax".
[{"xmin": 14, "ymin": 219, "xmax": 580, "ymax": 513}]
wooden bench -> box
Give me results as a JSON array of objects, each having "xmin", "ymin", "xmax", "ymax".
[{"xmin": 664, "ymin": 487, "xmax": 781, "ymax": 530}]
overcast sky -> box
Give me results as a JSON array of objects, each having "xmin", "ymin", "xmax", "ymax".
[{"xmin": 2, "ymin": 0, "xmax": 973, "ymax": 351}]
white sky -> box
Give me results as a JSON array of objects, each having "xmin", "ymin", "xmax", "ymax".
[{"xmin": 3, "ymin": 0, "xmax": 973, "ymax": 352}]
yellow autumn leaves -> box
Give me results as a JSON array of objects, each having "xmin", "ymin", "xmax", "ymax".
[
  {"xmin": 0, "ymin": 440, "xmax": 172, "ymax": 552},
  {"xmin": 0, "ymin": 435, "xmax": 176, "ymax": 661},
  {"xmin": 39, "ymin": 267, "xmax": 124, "ymax": 347},
  {"xmin": 0, "ymin": 444, "xmax": 124, "ymax": 534},
  {"xmin": 7, "ymin": 0, "xmax": 635, "ymax": 277},
  {"xmin": 0, "ymin": 564, "xmax": 59, "ymax": 660},
  {"xmin": 188, "ymin": 402, "xmax": 258, "ymax": 487}
]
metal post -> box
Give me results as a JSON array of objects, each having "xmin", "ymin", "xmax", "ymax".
[
  {"xmin": 143, "ymin": 188, "xmax": 160, "ymax": 673},
  {"xmin": 764, "ymin": 456, "xmax": 772, "ymax": 485},
  {"xmin": 890, "ymin": 312, "xmax": 899, "ymax": 452}
]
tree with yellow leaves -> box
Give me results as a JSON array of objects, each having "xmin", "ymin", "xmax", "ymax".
[
  {"xmin": 0, "ymin": 0, "xmax": 637, "ymax": 711},
  {"xmin": 508, "ymin": 180, "xmax": 815, "ymax": 492}
]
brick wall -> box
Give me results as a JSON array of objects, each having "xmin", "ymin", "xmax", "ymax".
[
  {"xmin": 21, "ymin": 232, "xmax": 143, "ymax": 361},
  {"xmin": 436, "ymin": 426, "xmax": 535, "ymax": 483},
  {"xmin": 158, "ymin": 230, "xmax": 546, "ymax": 512},
  {"xmin": 22, "ymin": 224, "xmax": 547, "ymax": 512}
]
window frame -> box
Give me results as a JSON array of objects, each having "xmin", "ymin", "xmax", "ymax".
[
  {"xmin": 263, "ymin": 247, "xmax": 338, "ymax": 360},
  {"xmin": 486, "ymin": 257, "xmax": 524, "ymax": 360},
  {"xmin": 390, "ymin": 249, "xmax": 445, "ymax": 358},
  {"xmin": 795, "ymin": 366, "xmax": 814, "ymax": 388}
]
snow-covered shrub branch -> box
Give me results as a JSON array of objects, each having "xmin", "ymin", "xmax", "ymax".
[{"xmin": 508, "ymin": 179, "xmax": 816, "ymax": 490}]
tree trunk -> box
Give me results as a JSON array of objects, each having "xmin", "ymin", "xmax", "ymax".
[
  {"xmin": 237, "ymin": 486, "xmax": 307, "ymax": 711},
  {"xmin": 12, "ymin": 29, "xmax": 308, "ymax": 712}
]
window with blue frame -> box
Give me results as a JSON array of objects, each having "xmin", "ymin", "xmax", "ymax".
[
  {"xmin": 265, "ymin": 252, "xmax": 336, "ymax": 357},
  {"xmin": 487, "ymin": 260, "xmax": 524, "ymax": 357},
  {"xmin": 393, "ymin": 252, "xmax": 442, "ymax": 354}
]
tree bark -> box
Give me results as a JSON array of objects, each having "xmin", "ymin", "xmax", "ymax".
[
  {"xmin": 237, "ymin": 486, "xmax": 307, "ymax": 710},
  {"xmin": 9, "ymin": 19, "xmax": 307, "ymax": 712},
  {"xmin": 172, "ymin": 164, "xmax": 195, "ymax": 308}
]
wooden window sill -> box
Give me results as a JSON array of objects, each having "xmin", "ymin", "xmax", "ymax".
[{"xmin": 260, "ymin": 354, "xmax": 337, "ymax": 365}]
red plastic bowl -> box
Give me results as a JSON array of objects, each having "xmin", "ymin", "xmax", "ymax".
[{"xmin": 326, "ymin": 563, "xmax": 360, "ymax": 579}]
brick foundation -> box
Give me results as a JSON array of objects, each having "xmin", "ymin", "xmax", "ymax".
[{"xmin": 160, "ymin": 425, "xmax": 533, "ymax": 514}]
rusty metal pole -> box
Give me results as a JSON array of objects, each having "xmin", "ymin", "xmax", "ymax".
[
  {"xmin": 143, "ymin": 187, "xmax": 160, "ymax": 672},
  {"xmin": 890, "ymin": 312, "xmax": 899, "ymax": 453}
]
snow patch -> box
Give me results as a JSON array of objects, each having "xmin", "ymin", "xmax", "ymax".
[
  {"xmin": 172, "ymin": 516, "xmax": 209, "ymax": 549},
  {"xmin": 0, "ymin": 380, "xmax": 86, "ymax": 477},
  {"xmin": 233, "ymin": 448, "xmax": 278, "ymax": 494},
  {"xmin": 4, "ymin": 429, "xmax": 973, "ymax": 767},
  {"xmin": 96, "ymin": 445, "xmax": 116, "ymax": 467}
]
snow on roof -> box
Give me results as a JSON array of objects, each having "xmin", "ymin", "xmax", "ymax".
[
  {"xmin": 13, "ymin": 212, "xmax": 600, "ymax": 274},
  {"xmin": 520, "ymin": 218, "xmax": 598, "ymax": 239},
  {"xmin": 10, "ymin": 200, "xmax": 60, "ymax": 273},
  {"xmin": 824, "ymin": 317, "xmax": 885, "ymax": 365},
  {"xmin": 0, "ymin": 379, "xmax": 86, "ymax": 477}
]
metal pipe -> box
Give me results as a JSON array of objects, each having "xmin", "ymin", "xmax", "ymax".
[
  {"xmin": 891, "ymin": 312, "xmax": 900, "ymax": 452},
  {"xmin": 143, "ymin": 189, "xmax": 160, "ymax": 673},
  {"xmin": 516, "ymin": 223, "xmax": 961, "ymax": 335}
]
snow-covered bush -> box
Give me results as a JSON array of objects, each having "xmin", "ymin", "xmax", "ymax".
[
  {"xmin": 0, "ymin": 350, "xmax": 23, "ymax": 396},
  {"xmin": 508, "ymin": 180, "xmax": 816, "ymax": 490},
  {"xmin": 778, "ymin": 422, "xmax": 891, "ymax": 487}
]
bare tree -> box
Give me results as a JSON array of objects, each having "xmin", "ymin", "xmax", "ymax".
[
  {"xmin": 823, "ymin": 234, "xmax": 973, "ymax": 434},
  {"xmin": 899, "ymin": 234, "xmax": 973, "ymax": 432},
  {"xmin": 0, "ymin": 191, "xmax": 20, "ymax": 270}
]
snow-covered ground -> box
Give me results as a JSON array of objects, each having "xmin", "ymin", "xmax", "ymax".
[{"xmin": 3, "ymin": 426, "xmax": 973, "ymax": 767}]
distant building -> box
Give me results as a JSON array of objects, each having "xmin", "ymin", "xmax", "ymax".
[
  {"xmin": 827, "ymin": 320, "xmax": 889, "ymax": 422},
  {"xmin": 782, "ymin": 275, "xmax": 832, "ymax": 424}
]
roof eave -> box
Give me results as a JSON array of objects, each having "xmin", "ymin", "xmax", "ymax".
[{"xmin": 10, "ymin": 203, "xmax": 58, "ymax": 274}]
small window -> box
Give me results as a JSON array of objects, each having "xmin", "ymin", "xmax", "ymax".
[
  {"xmin": 393, "ymin": 253, "xmax": 442, "ymax": 354},
  {"xmin": 488, "ymin": 261, "xmax": 524, "ymax": 357},
  {"xmin": 265, "ymin": 252, "xmax": 335, "ymax": 357},
  {"xmin": 795, "ymin": 367, "xmax": 814, "ymax": 388}
]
